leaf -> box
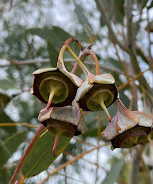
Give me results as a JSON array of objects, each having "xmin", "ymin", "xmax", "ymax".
[
  {"xmin": 100, "ymin": 0, "xmax": 125, "ymax": 26},
  {"xmin": 148, "ymin": 0, "xmax": 153, "ymax": 9},
  {"xmin": 26, "ymin": 26, "xmax": 71, "ymax": 50},
  {"xmin": 74, "ymin": 3, "xmax": 92, "ymax": 30},
  {"xmin": 0, "ymin": 79, "xmax": 15, "ymax": 90},
  {"xmin": 47, "ymin": 40, "xmax": 59, "ymax": 67},
  {"xmin": 0, "ymin": 131, "xmax": 27, "ymax": 170},
  {"xmin": 22, "ymin": 131, "xmax": 70, "ymax": 178},
  {"xmin": 102, "ymin": 160, "xmax": 124, "ymax": 184},
  {"xmin": 0, "ymin": 111, "xmax": 17, "ymax": 140},
  {"xmin": 0, "ymin": 92, "xmax": 12, "ymax": 110}
]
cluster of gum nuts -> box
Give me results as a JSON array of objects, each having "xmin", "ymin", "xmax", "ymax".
[{"xmin": 31, "ymin": 38, "xmax": 153, "ymax": 156}]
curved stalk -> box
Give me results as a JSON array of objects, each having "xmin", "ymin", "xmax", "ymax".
[
  {"xmin": 99, "ymin": 95, "xmax": 111, "ymax": 122},
  {"xmin": 84, "ymin": 50, "xmax": 100, "ymax": 75},
  {"xmin": 57, "ymin": 38, "xmax": 83, "ymax": 71},
  {"xmin": 46, "ymin": 86, "xmax": 60, "ymax": 109}
]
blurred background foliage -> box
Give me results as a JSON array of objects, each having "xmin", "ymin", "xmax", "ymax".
[{"xmin": 0, "ymin": 0, "xmax": 153, "ymax": 183}]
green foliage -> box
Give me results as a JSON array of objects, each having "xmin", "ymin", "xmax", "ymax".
[
  {"xmin": 47, "ymin": 40, "xmax": 59, "ymax": 67},
  {"xmin": 74, "ymin": 3, "xmax": 92, "ymax": 31},
  {"xmin": 0, "ymin": 131, "xmax": 27, "ymax": 170},
  {"xmin": 26, "ymin": 27, "xmax": 71, "ymax": 51},
  {"xmin": 100, "ymin": 0, "xmax": 125, "ymax": 26},
  {"xmin": 102, "ymin": 160, "xmax": 124, "ymax": 184},
  {"xmin": 0, "ymin": 111, "xmax": 17, "ymax": 140},
  {"xmin": 0, "ymin": 92, "xmax": 12, "ymax": 110},
  {"xmin": 21, "ymin": 131, "xmax": 70, "ymax": 178}
]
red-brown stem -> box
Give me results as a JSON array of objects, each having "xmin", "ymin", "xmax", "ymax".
[
  {"xmin": 10, "ymin": 125, "xmax": 46, "ymax": 184},
  {"xmin": 52, "ymin": 134, "xmax": 60, "ymax": 157},
  {"xmin": 71, "ymin": 62, "xmax": 79, "ymax": 74},
  {"xmin": 85, "ymin": 50, "xmax": 100, "ymax": 75}
]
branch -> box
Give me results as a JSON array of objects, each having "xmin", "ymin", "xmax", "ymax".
[
  {"xmin": 125, "ymin": 0, "xmax": 153, "ymax": 96},
  {"xmin": 0, "ymin": 122, "xmax": 39, "ymax": 129},
  {"xmin": 38, "ymin": 142, "xmax": 110, "ymax": 184},
  {"xmin": 129, "ymin": 147, "xmax": 140, "ymax": 184},
  {"xmin": 0, "ymin": 58, "xmax": 127, "ymax": 75},
  {"xmin": 94, "ymin": 0, "xmax": 128, "ymax": 52}
]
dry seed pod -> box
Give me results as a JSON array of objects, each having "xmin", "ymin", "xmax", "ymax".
[
  {"xmin": 102, "ymin": 99, "xmax": 153, "ymax": 149},
  {"xmin": 38, "ymin": 103, "xmax": 86, "ymax": 156},
  {"xmin": 69, "ymin": 47, "xmax": 118, "ymax": 121},
  {"xmin": 32, "ymin": 38, "xmax": 83, "ymax": 108}
]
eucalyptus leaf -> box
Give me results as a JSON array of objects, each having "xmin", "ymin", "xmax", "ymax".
[
  {"xmin": 26, "ymin": 26, "xmax": 71, "ymax": 50},
  {"xmin": 47, "ymin": 40, "xmax": 59, "ymax": 67},
  {"xmin": 74, "ymin": 3, "xmax": 92, "ymax": 31},
  {"xmin": 0, "ymin": 111, "xmax": 17, "ymax": 140},
  {"xmin": 0, "ymin": 131, "xmax": 27, "ymax": 170},
  {"xmin": 0, "ymin": 79, "xmax": 15, "ymax": 90},
  {"xmin": 22, "ymin": 131, "xmax": 70, "ymax": 178},
  {"xmin": 0, "ymin": 92, "xmax": 12, "ymax": 110},
  {"xmin": 102, "ymin": 160, "xmax": 124, "ymax": 184}
]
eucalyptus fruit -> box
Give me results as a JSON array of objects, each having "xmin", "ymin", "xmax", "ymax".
[
  {"xmin": 102, "ymin": 99, "xmax": 153, "ymax": 149},
  {"xmin": 68, "ymin": 46, "xmax": 118, "ymax": 121},
  {"xmin": 38, "ymin": 103, "xmax": 86, "ymax": 156},
  {"xmin": 32, "ymin": 38, "xmax": 83, "ymax": 108}
]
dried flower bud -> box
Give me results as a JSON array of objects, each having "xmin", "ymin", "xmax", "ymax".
[
  {"xmin": 38, "ymin": 103, "xmax": 86, "ymax": 156},
  {"xmin": 32, "ymin": 68, "xmax": 82, "ymax": 108},
  {"xmin": 32, "ymin": 38, "xmax": 83, "ymax": 108},
  {"xmin": 102, "ymin": 99, "xmax": 153, "ymax": 149},
  {"xmin": 73, "ymin": 49, "xmax": 118, "ymax": 121}
]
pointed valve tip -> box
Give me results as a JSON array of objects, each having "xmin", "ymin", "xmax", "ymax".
[{"xmin": 108, "ymin": 115, "xmax": 112, "ymax": 122}]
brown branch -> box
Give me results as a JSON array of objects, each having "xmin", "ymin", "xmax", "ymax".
[
  {"xmin": 0, "ymin": 123, "xmax": 39, "ymax": 129},
  {"xmin": 118, "ymin": 66, "xmax": 151, "ymax": 91},
  {"xmin": 94, "ymin": 0, "xmax": 128, "ymax": 52},
  {"xmin": 125, "ymin": 0, "xmax": 153, "ymax": 99},
  {"xmin": 38, "ymin": 142, "xmax": 110, "ymax": 184},
  {"xmin": 63, "ymin": 151, "xmax": 107, "ymax": 171},
  {"xmin": 0, "ymin": 58, "xmax": 128, "ymax": 75},
  {"xmin": 129, "ymin": 147, "xmax": 140, "ymax": 184}
]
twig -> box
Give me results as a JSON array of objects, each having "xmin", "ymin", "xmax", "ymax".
[
  {"xmin": 0, "ymin": 58, "xmax": 125, "ymax": 75},
  {"xmin": 48, "ymin": 166, "xmax": 86, "ymax": 183},
  {"xmin": 113, "ymin": 44, "xmax": 134, "ymax": 109},
  {"xmin": 0, "ymin": 123, "xmax": 39, "ymax": 129},
  {"xmin": 63, "ymin": 151, "xmax": 107, "ymax": 171},
  {"xmin": 10, "ymin": 125, "xmax": 46, "ymax": 184},
  {"xmin": 147, "ymin": 8, "xmax": 153, "ymax": 61},
  {"xmin": 9, "ymin": 0, "xmax": 13, "ymax": 10},
  {"xmin": 129, "ymin": 146, "xmax": 140, "ymax": 184},
  {"xmin": 118, "ymin": 66, "xmax": 151, "ymax": 91},
  {"xmin": 38, "ymin": 142, "xmax": 110, "ymax": 184},
  {"xmin": 125, "ymin": 0, "xmax": 153, "ymax": 98},
  {"xmin": 95, "ymin": 112, "xmax": 101, "ymax": 184},
  {"xmin": 94, "ymin": 0, "xmax": 128, "ymax": 52},
  {"xmin": 139, "ymin": 146, "xmax": 151, "ymax": 184},
  {"xmin": 73, "ymin": 137, "xmax": 95, "ymax": 147}
]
